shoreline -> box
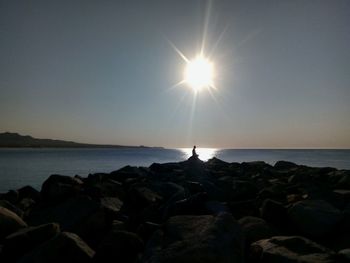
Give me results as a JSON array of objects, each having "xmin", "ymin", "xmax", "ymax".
[{"xmin": 0, "ymin": 156, "xmax": 350, "ymax": 262}]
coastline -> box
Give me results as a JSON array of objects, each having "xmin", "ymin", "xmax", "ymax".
[{"xmin": 0, "ymin": 156, "xmax": 349, "ymax": 262}]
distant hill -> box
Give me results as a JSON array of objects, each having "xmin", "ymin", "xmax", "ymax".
[{"xmin": 0, "ymin": 132, "xmax": 157, "ymax": 148}]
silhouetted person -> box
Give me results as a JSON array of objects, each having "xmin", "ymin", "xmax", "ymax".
[{"xmin": 192, "ymin": 145, "xmax": 198, "ymax": 157}]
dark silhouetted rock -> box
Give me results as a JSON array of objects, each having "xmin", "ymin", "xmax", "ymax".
[
  {"xmin": 109, "ymin": 166, "xmax": 147, "ymax": 183},
  {"xmin": 274, "ymin": 161, "xmax": 299, "ymax": 170},
  {"xmin": 18, "ymin": 232, "xmax": 95, "ymax": 263},
  {"xmin": 27, "ymin": 196, "xmax": 106, "ymax": 245},
  {"xmin": 261, "ymin": 199, "xmax": 287, "ymax": 227},
  {"xmin": 0, "ymin": 199, "xmax": 24, "ymax": 218},
  {"xmin": 0, "ymin": 207, "xmax": 27, "ymax": 239},
  {"xmin": 338, "ymin": 249, "xmax": 350, "ymax": 260},
  {"xmin": 93, "ymin": 231, "xmax": 144, "ymax": 263},
  {"xmin": 250, "ymin": 236, "xmax": 337, "ymax": 263},
  {"xmin": 238, "ymin": 216, "xmax": 276, "ymax": 245},
  {"xmin": 128, "ymin": 186, "xmax": 163, "ymax": 208},
  {"xmin": 143, "ymin": 213, "xmax": 244, "ymax": 263},
  {"xmin": 17, "ymin": 186, "xmax": 40, "ymax": 202},
  {"xmin": 100, "ymin": 197, "xmax": 123, "ymax": 213},
  {"xmin": 41, "ymin": 174, "xmax": 83, "ymax": 202},
  {"xmin": 2, "ymin": 223, "xmax": 60, "ymax": 261},
  {"xmin": 288, "ymin": 200, "xmax": 343, "ymax": 238},
  {"xmin": 1, "ymin": 190, "xmax": 19, "ymax": 204}
]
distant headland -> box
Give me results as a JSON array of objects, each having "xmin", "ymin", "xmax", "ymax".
[{"xmin": 0, "ymin": 132, "xmax": 161, "ymax": 149}]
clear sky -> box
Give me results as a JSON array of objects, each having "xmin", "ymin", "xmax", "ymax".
[{"xmin": 1, "ymin": 0, "xmax": 349, "ymax": 148}]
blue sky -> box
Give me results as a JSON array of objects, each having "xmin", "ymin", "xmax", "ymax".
[{"xmin": 1, "ymin": 0, "xmax": 349, "ymax": 148}]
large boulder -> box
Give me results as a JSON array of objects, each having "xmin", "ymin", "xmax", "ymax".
[
  {"xmin": 2, "ymin": 223, "xmax": 60, "ymax": 261},
  {"xmin": 41, "ymin": 174, "xmax": 83, "ymax": 202},
  {"xmin": 93, "ymin": 231, "xmax": 144, "ymax": 263},
  {"xmin": 288, "ymin": 200, "xmax": 343, "ymax": 238},
  {"xmin": 143, "ymin": 213, "xmax": 244, "ymax": 263},
  {"xmin": 0, "ymin": 199, "xmax": 24, "ymax": 218},
  {"xmin": 250, "ymin": 236, "xmax": 337, "ymax": 263},
  {"xmin": 17, "ymin": 186, "xmax": 40, "ymax": 202},
  {"xmin": 18, "ymin": 232, "xmax": 95, "ymax": 263},
  {"xmin": 0, "ymin": 207, "xmax": 27, "ymax": 239},
  {"xmin": 27, "ymin": 196, "xmax": 106, "ymax": 245},
  {"xmin": 274, "ymin": 161, "xmax": 299, "ymax": 170},
  {"xmin": 238, "ymin": 216, "xmax": 276, "ymax": 245}
]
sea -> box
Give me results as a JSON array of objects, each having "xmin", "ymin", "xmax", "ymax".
[{"xmin": 0, "ymin": 148, "xmax": 349, "ymax": 192}]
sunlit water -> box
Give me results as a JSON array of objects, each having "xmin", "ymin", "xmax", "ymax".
[{"xmin": 0, "ymin": 148, "xmax": 349, "ymax": 192}]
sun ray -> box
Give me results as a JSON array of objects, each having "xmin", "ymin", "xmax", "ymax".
[
  {"xmin": 167, "ymin": 39, "xmax": 189, "ymax": 63},
  {"xmin": 200, "ymin": 0, "xmax": 212, "ymax": 56},
  {"xmin": 208, "ymin": 22, "xmax": 230, "ymax": 59}
]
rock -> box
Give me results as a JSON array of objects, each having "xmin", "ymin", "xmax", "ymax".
[
  {"xmin": 185, "ymin": 181, "xmax": 205, "ymax": 195},
  {"xmin": 288, "ymin": 173, "xmax": 312, "ymax": 184},
  {"xmin": 0, "ymin": 199, "xmax": 24, "ymax": 218},
  {"xmin": 338, "ymin": 249, "xmax": 350, "ymax": 260},
  {"xmin": 85, "ymin": 179, "xmax": 124, "ymax": 199},
  {"xmin": 274, "ymin": 161, "xmax": 299, "ymax": 170},
  {"xmin": 258, "ymin": 184, "xmax": 287, "ymax": 203},
  {"xmin": 137, "ymin": 221, "xmax": 160, "ymax": 242},
  {"xmin": 109, "ymin": 166, "xmax": 147, "ymax": 183},
  {"xmin": 93, "ymin": 231, "xmax": 144, "ymax": 263},
  {"xmin": 18, "ymin": 232, "xmax": 95, "ymax": 263},
  {"xmin": 260, "ymin": 199, "xmax": 287, "ymax": 227},
  {"xmin": 205, "ymin": 200, "xmax": 230, "ymax": 215},
  {"xmin": 238, "ymin": 216, "xmax": 276, "ymax": 245},
  {"xmin": 27, "ymin": 196, "xmax": 106, "ymax": 245},
  {"xmin": 41, "ymin": 174, "xmax": 83, "ymax": 202},
  {"xmin": 337, "ymin": 173, "xmax": 350, "ymax": 189},
  {"xmin": 19, "ymin": 198, "xmax": 36, "ymax": 212},
  {"xmin": 164, "ymin": 192, "xmax": 208, "ymax": 218},
  {"xmin": 17, "ymin": 186, "xmax": 40, "ymax": 202},
  {"xmin": 149, "ymin": 162, "xmax": 182, "ymax": 173},
  {"xmin": 2, "ymin": 223, "xmax": 60, "ymax": 261},
  {"xmin": 128, "ymin": 186, "xmax": 163, "ymax": 208},
  {"xmin": 143, "ymin": 213, "xmax": 244, "ymax": 263},
  {"xmin": 1, "ymin": 190, "xmax": 19, "ymax": 204},
  {"xmin": 288, "ymin": 200, "xmax": 343, "ymax": 238},
  {"xmin": 228, "ymin": 199, "xmax": 258, "ymax": 219},
  {"xmin": 250, "ymin": 236, "xmax": 336, "ymax": 263},
  {"xmin": 231, "ymin": 180, "xmax": 258, "ymax": 201},
  {"xmin": 0, "ymin": 207, "xmax": 27, "ymax": 239},
  {"xmin": 111, "ymin": 220, "xmax": 126, "ymax": 232},
  {"xmin": 100, "ymin": 197, "xmax": 123, "ymax": 213}
]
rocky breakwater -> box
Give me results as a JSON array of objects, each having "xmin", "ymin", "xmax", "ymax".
[{"xmin": 1, "ymin": 156, "xmax": 350, "ymax": 262}]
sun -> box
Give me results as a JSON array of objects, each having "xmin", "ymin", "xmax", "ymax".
[{"xmin": 184, "ymin": 55, "xmax": 214, "ymax": 92}]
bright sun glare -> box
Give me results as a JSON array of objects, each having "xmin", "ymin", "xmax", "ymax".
[{"xmin": 184, "ymin": 55, "xmax": 214, "ymax": 92}]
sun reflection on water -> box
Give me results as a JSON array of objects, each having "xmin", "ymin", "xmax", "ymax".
[{"xmin": 179, "ymin": 148, "xmax": 218, "ymax": 161}]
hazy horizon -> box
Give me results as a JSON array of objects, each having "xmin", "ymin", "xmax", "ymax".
[{"xmin": 1, "ymin": 1, "xmax": 349, "ymax": 148}]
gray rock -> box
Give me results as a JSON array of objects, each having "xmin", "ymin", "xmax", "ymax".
[
  {"xmin": 143, "ymin": 213, "xmax": 244, "ymax": 263},
  {"xmin": 18, "ymin": 232, "xmax": 95, "ymax": 263},
  {"xmin": 288, "ymin": 200, "xmax": 343, "ymax": 238}
]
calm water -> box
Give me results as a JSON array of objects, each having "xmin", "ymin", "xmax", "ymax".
[{"xmin": 0, "ymin": 148, "xmax": 349, "ymax": 192}]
